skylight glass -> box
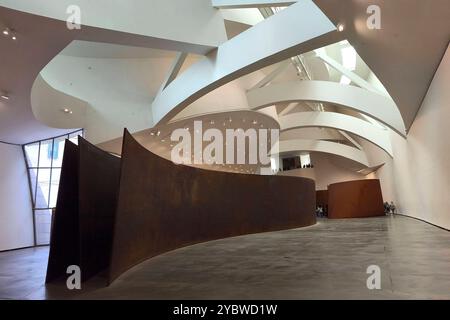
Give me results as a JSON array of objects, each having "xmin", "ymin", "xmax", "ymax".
[{"xmin": 341, "ymin": 46, "xmax": 357, "ymax": 71}]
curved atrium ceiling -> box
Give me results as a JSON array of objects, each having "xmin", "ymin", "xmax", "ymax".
[{"xmin": 1, "ymin": 0, "xmax": 449, "ymax": 175}]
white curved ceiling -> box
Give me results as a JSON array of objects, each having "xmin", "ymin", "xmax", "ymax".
[
  {"xmin": 279, "ymin": 111, "xmax": 393, "ymax": 157},
  {"xmin": 271, "ymin": 139, "xmax": 369, "ymax": 167},
  {"xmin": 313, "ymin": 0, "xmax": 450, "ymax": 130},
  {"xmin": 247, "ymin": 80, "xmax": 406, "ymax": 136},
  {"xmin": 151, "ymin": 0, "xmax": 337, "ymax": 125},
  {"xmin": 0, "ymin": 1, "xmax": 226, "ymax": 144},
  {"xmin": 0, "ymin": 0, "xmax": 448, "ymax": 175}
]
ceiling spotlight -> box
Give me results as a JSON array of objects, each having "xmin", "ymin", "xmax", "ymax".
[
  {"xmin": 337, "ymin": 24, "xmax": 344, "ymax": 32},
  {"xmin": 228, "ymin": 117, "xmax": 232, "ymax": 123},
  {"xmin": 2, "ymin": 28, "xmax": 10, "ymax": 36},
  {"xmin": 62, "ymin": 108, "xmax": 72, "ymax": 114},
  {"xmin": 210, "ymin": 120, "xmax": 215, "ymax": 125},
  {"xmin": 1, "ymin": 93, "xmax": 9, "ymax": 100},
  {"xmin": 11, "ymin": 34, "xmax": 17, "ymax": 40},
  {"xmin": 252, "ymin": 120, "xmax": 258, "ymax": 125}
]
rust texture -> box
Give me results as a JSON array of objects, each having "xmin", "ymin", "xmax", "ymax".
[
  {"xmin": 47, "ymin": 130, "xmax": 316, "ymax": 285},
  {"xmin": 109, "ymin": 130, "xmax": 316, "ymax": 282},
  {"xmin": 328, "ymin": 179, "xmax": 384, "ymax": 219}
]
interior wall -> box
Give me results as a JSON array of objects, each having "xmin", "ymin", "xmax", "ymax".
[
  {"xmin": 311, "ymin": 152, "xmax": 368, "ymax": 191},
  {"xmin": 0, "ymin": 143, "xmax": 34, "ymax": 251},
  {"xmin": 367, "ymin": 44, "xmax": 450, "ymax": 229},
  {"xmin": 278, "ymin": 152, "xmax": 368, "ymax": 191}
]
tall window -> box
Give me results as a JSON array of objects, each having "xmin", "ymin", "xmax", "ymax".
[{"xmin": 24, "ymin": 130, "xmax": 83, "ymax": 245}]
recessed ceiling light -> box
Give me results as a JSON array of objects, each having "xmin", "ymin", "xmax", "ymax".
[
  {"xmin": 11, "ymin": 35, "xmax": 17, "ymax": 41},
  {"xmin": 2, "ymin": 29, "xmax": 9, "ymax": 36},
  {"xmin": 62, "ymin": 108, "xmax": 72, "ymax": 114},
  {"xmin": 1, "ymin": 93, "xmax": 9, "ymax": 100},
  {"xmin": 337, "ymin": 24, "xmax": 344, "ymax": 32},
  {"xmin": 252, "ymin": 120, "xmax": 258, "ymax": 125}
]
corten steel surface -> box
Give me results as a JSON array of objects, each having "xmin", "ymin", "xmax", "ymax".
[
  {"xmin": 328, "ymin": 179, "xmax": 384, "ymax": 219},
  {"xmin": 109, "ymin": 130, "xmax": 316, "ymax": 282},
  {"xmin": 46, "ymin": 138, "xmax": 121, "ymax": 283},
  {"xmin": 316, "ymin": 190, "xmax": 328, "ymax": 208},
  {"xmin": 78, "ymin": 137, "xmax": 121, "ymax": 281},
  {"xmin": 46, "ymin": 141, "xmax": 80, "ymax": 283}
]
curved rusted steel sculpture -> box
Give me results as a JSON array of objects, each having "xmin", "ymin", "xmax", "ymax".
[
  {"xmin": 46, "ymin": 130, "xmax": 316, "ymax": 285},
  {"xmin": 46, "ymin": 137, "xmax": 121, "ymax": 283},
  {"xmin": 108, "ymin": 130, "xmax": 316, "ymax": 282},
  {"xmin": 327, "ymin": 179, "xmax": 384, "ymax": 219}
]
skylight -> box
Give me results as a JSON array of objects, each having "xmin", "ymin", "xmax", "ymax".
[{"xmin": 341, "ymin": 46, "xmax": 357, "ymax": 71}]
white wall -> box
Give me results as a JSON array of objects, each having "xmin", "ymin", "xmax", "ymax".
[
  {"xmin": 311, "ymin": 153, "xmax": 368, "ymax": 190},
  {"xmin": 367, "ymin": 45, "xmax": 450, "ymax": 229},
  {"xmin": 0, "ymin": 143, "xmax": 34, "ymax": 251},
  {"xmin": 277, "ymin": 152, "xmax": 368, "ymax": 191}
]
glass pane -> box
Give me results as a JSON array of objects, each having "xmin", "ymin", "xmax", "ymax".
[
  {"xmin": 38, "ymin": 139, "xmax": 54, "ymax": 168},
  {"xmin": 35, "ymin": 168, "xmax": 51, "ymax": 209},
  {"xmin": 52, "ymin": 137, "xmax": 66, "ymax": 167},
  {"xmin": 28, "ymin": 168, "xmax": 38, "ymax": 205},
  {"xmin": 49, "ymin": 168, "xmax": 61, "ymax": 208},
  {"xmin": 24, "ymin": 142, "xmax": 40, "ymax": 168},
  {"xmin": 35, "ymin": 209, "xmax": 53, "ymax": 245}
]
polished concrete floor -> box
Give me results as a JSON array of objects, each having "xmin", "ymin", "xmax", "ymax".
[{"xmin": 1, "ymin": 215, "xmax": 450, "ymax": 300}]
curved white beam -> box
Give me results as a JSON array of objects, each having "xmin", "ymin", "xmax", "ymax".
[
  {"xmin": 279, "ymin": 112, "xmax": 393, "ymax": 157},
  {"xmin": 212, "ymin": 0, "xmax": 298, "ymax": 9},
  {"xmin": 247, "ymin": 80, "xmax": 406, "ymax": 137},
  {"xmin": 271, "ymin": 139, "xmax": 369, "ymax": 167},
  {"xmin": 1, "ymin": 0, "xmax": 227, "ymax": 54},
  {"xmin": 151, "ymin": 0, "xmax": 336, "ymax": 125}
]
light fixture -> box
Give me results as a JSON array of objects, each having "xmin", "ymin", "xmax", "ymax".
[
  {"xmin": 2, "ymin": 28, "xmax": 9, "ymax": 36},
  {"xmin": 11, "ymin": 35, "xmax": 17, "ymax": 41},
  {"xmin": 150, "ymin": 131, "xmax": 155, "ymax": 136},
  {"xmin": 62, "ymin": 108, "xmax": 72, "ymax": 114},
  {"xmin": 252, "ymin": 120, "xmax": 258, "ymax": 125},
  {"xmin": 1, "ymin": 93, "xmax": 9, "ymax": 100},
  {"xmin": 156, "ymin": 130, "xmax": 161, "ymax": 136},
  {"xmin": 337, "ymin": 24, "xmax": 344, "ymax": 32}
]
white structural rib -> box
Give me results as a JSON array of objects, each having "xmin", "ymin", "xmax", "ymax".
[
  {"xmin": 279, "ymin": 112, "xmax": 393, "ymax": 157},
  {"xmin": 271, "ymin": 139, "xmax": 369, "ymax": 167},
  {"xmin": 212, "ymin": 0, "xmax": 298, "ymax": 8},
  {"xmin": 249, "ymin": 60, "xmax": 292, "ymax": 90},
  {"xmin": 315, "ymin": 50, "xmax": 386, "ymax": 96},
  {"xmin": 247, "ymin": 80, "xmax": 406, "ymax": 137},
  {"xmin": 0, "ymin": 0, "xmax": 227, "ymax": 54},
  {"xmin": 151, "ymin": 0, "xmax": 336, "ymax": 125}
]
